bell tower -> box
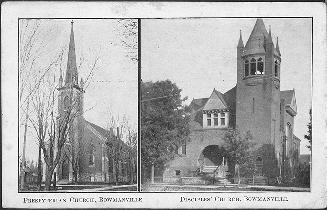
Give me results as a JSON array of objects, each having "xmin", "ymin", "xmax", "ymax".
[
  {"xmin": 57, "ymin": 20, "xmax": 84, "ymax": 181},
  {"xmin": 236, "ymin": 19, "xmax": 281, "ymax": 147},
  {"xmin": 58, "ymin": 20, "xmax": 84, "ymax": 118}
]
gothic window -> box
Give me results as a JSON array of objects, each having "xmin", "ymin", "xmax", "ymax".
[
  {"xmin": 63, "ymin": 96, "xmax": 70, "ymax": 111},
  {"xmin": 250, "ymin": 58, "xmax": 256, "ymax": 75},
  {"xmin": 244, "ymin": 60, "xmax": 249, "ymax": 76},
  {"xmin": 274, "ymin": 60, "xmax": 279, "ymax": 77},
  {"xmin": 213, "ymin": 113, "xmax": 218, "ymax": 126},
  {"xmin": 220, "ymin": 112, "xmax": 226, "ymax": 126},
  {"xmin": 257, "ymin": 57, "xmax": 264, "ymax": 74},
  {"xmin": 207, "ymin": 113, "xmax": 211, "ymax": 126},
  {"xmin": 182, "ymin": 144, "xmax": 186, "ymax": 155},
  {"xmin": 89, "ymin": 144, "xmax": 95, "ymax": 166}
]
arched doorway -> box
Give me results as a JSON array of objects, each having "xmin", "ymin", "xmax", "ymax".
[{"xmin": 198, "ymin": 145, "xmax": 228, "ymax": 166}]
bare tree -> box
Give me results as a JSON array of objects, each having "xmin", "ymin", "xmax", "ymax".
[
  {"xmin": 116, "ymin": 19, "xmax": 138, "ymax": 62},
  {"xmin": 19, "ymin": 19, "xmax": 65, "ymax": 189}
]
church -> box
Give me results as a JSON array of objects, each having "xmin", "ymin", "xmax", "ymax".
[
  {"xmin": 163, "ymin": 19, "xmax": 301, "ymax": 185},
  {"xmin": 49, "ymin": 21, "xmax": 137, "ymax": 184}
]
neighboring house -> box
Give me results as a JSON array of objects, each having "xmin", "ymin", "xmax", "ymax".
[
  {"xmin": 163, "ymin": 19, "xmax": 301, "ymax": 184},
  {"xmin": 54, "ymin": 21, "xmax": 136, "ymax": 184}
]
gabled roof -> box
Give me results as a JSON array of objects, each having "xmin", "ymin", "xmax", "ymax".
[
  {"xmin": 203, "ymin": 89, "xmax": 228, "ymax": 111},
  {"xmin": 85, "ymin": 120, "xmax": 128, "ymax": 147},
  {"xmin": 281, "ymin": 89, "xmax": 297, "ymax": 116},
  {"xmin": 190, "ymin": 98, "xmax": 208, "ymax": 110},
  {"xmin": 280, "ymin": 90, "xmax": 294, "ymax": 105}
]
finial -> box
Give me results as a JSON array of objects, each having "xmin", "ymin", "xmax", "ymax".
[
  {"xmin": 269, "ymin": 25, "xmax": 271, "ymax": 35},
  {"xmin": 237, "ymin": 29, "xmax": 244, "ymax": 48},
  {"xmin": 71, "ymin": 20, "xmax": 74, "ymax": 25}
]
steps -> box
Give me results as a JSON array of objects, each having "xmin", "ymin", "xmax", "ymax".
[
  {"xmin": 202, "ymin": 166, "xmax": 218, "ymax": 173},
  {"xmin": 253, "ymin": 176, "xmax": 267, "ymax": 185}
]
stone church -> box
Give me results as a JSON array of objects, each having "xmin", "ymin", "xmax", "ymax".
[
  {"xmin": 52, "ymin": 21, "xmax": 137, "ymax": 184},
  {"xmin": 163, "ymin": 19, "xmax": 301, "ymax": 185}
]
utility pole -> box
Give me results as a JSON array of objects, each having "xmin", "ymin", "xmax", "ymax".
[{"xmin": 20, "ymin": 98, "xmax": 30, "ymax": 190}]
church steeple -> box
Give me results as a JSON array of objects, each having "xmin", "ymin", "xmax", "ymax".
[
  {"xmin": 237, "ymin": 30, "xmax": 244, "ymax": 48},
  {"xmin": 65, "ymin": 20, "xmax": 78, "ymax": 86}
]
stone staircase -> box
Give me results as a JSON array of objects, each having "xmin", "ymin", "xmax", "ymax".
[
  {"xmin": 201, "ymin": 165, "xmax": 232, "ymax": 186},
  {"xmin": 252, "ymin": 176, "xmax": 267, "ymax": 186},
  {"xmin": 202, "ymin": 166, "xmax": 218, "ymax": 173}
]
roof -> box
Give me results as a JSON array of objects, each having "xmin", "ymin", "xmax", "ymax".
[
  {"xmin": 86, "ymin": 121, "xmax": 110, "ymax": 138},
  {"xmin": 293, "ymin": 134, "xmax": 301, "ymax": 142},
  {"xmin": 243, "ymin": 19, "xmax": 279, "ymax": 56},
  {"xmin": 223, "ymin": 86, "xmax": 236, "ymax": 110},
  {"xmin": 203, "ymin": 89, "xmax": 228, "ymax": 111},
  {"xmin": 244, "ymin": 19, "xmax": 268, "ymax": 55},
  {"xmin": 280, "ymin": 90, "xmax": 294, "ymax": 105},
  {"xmin": 85, "ymin": 120, "xmax": 128, "ymax": 148}
]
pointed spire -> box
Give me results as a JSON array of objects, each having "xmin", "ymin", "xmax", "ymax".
[
  {"xmin": 237, "ymin": 30, "xmax": 244, "ymax": 48},
  {"xmin": 65, "ymin": 20, "xmax": 78, "ymax": 85},
  {"xmin": 266, "ymin": 25, "xmax": 273, "ymax": 44},
  {"xmin": 244, "ymin": 19, "xmax": 269, "ymax": 55},
  {"xmin": 276, "ymin": 37, "xmax": 281, "ymax": 55}
]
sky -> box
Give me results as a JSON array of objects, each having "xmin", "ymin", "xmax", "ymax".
[
  {"xmin": 141, "ymin": 18, "xmax": 312, "ymax": 155},
  {"xmin": 19, "ymin": 19, "xmax": 138, "ymax": 161}
]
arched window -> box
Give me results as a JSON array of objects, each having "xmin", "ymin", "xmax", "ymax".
[
  {"xmin": 257, "ymin": 57, "xmax": 264, "ymax": 74},
  {"xmin": 274, "ymin": 60, "xmax": 279, "ymax": 77},
  {"xmin": 250, "ymin": 58, "xmax": 256, "ymax": 75},
  {"xmin": 89, "ymin": 144, "xmax": 95, "ymax": 166},
  {"xmin": 244, "ymin": 60, "xmax": 249, "ymax": 76},
  {"xmin": 63, "ymin": 96, "xmax": 70, "ymax": 111}
]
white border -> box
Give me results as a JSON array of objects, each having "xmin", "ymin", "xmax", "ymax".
[{"xmin": 2, "ymin": 2, "xmax": 326, "ymax": 209}]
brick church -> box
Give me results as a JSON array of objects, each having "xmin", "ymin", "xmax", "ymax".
[
  {"xmin": 163, "ymin": 19, "xmax": 300, "ymax": 184},
  {"xmin": 50, "ymin": 21, "xmax": 137, "ymax": 184}
]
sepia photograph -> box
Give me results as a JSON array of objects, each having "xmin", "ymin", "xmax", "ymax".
[
  {"xmin": 141, "ymin": 18, "xmax": 312, "ymax": 192},
  {"xmin": 18, "ymin": 19, "xmax": 138, "ymax": 192}
]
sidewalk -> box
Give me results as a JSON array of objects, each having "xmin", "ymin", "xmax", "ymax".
[
  {"xmin": 144, "ymin": 183, "xmax": 310, "ymax": 192},
  {"xmin": 56, "ymin": 184, "xmax": 137, "ymax": 192}
]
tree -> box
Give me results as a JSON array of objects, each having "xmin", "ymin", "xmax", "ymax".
[
  {"xmin": 19, "ymin": 19, "xmax": 65, "ymax": 190},
  {"xmin": 304, "ymin": 108, "xmax": 312, "ymax": 151},
  {"xmin": 104, "ymin": 114, "xmax": 137, "ymax": 185},
  {"xmin": 222, "ymin": 129, "xmax": 255, "ymax": 178},
  {"xmin": 141, "ymin": 80, "xmax": 190, "ymax": 182},
  {"xmin": 116, "ymin": 19, "xmax": 138, "ymax": 62}
]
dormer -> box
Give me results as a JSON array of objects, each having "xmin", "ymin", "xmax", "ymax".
[{"xmin": 202, "ymin": 89, "xmax": 230, "ymax": 128}]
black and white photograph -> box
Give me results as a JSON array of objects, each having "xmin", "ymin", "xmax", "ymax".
[
  {"xmin": 141, "ymin": 18, "xmax": 312, "ymax": 192},
  {"xmin": 2, "ymin": 2, "xmax": 326, "ymax": 209},
  {"xmin": 18, "ymin": 19, "xmax": 138, "ymax": 192}
]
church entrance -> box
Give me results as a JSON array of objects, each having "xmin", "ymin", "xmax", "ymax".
[
  {"xmin": 198, "ymin": 145, "xmax": 229, "ymax": 177},
  {"xmin": 199, "ymin": 145, "xmax": 227, "ymax": 166}
]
